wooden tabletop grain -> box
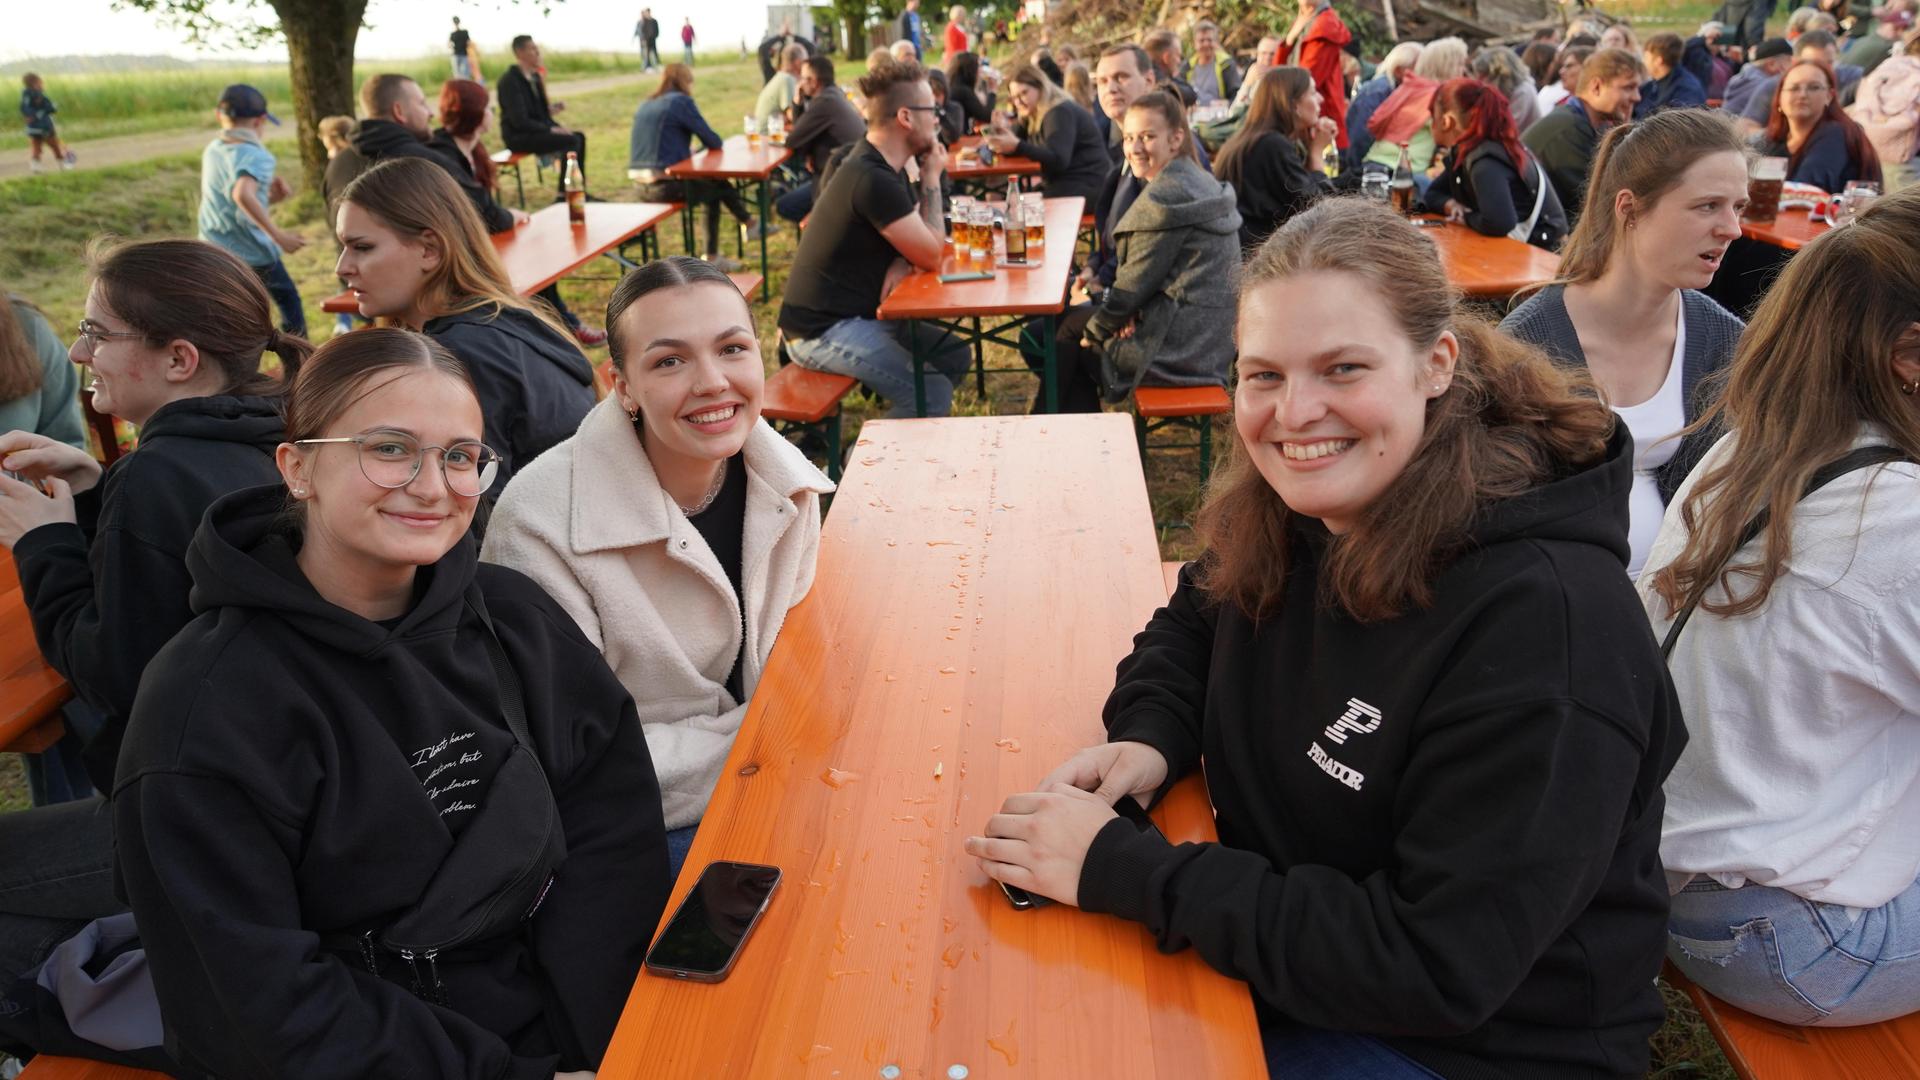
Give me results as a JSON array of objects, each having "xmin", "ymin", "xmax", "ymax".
[
  {"xmin": 1417, "ymin": 218, "xmax": 1562, "ymax": 298},
  {"xmin": 0, "ymin": 546, "xmax": 72, "ymax": 754},
  {"xmin": 876, "ymin": 197, "xmax": 1084, "ymax": 321},
  {"xmin": 324, "ymin": 201, "xmax": 678, "ymax": 313},
  {"xmin": 1740, "ymin": 207, "xmax": 1828, "ymax": 252},
  {"xmin": 666, "ymin": 135, "xmax": 792, "ymax": 179},
  {"xmin": 949, "ymin": 135, "xmax": 1044, "ymax": 179},
  {"xmin": 599, "ymin": 414, "xmax": 1265, "ymax": 1079}
]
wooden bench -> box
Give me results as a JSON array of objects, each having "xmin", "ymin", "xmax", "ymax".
[
  {"xmin": 1663, "ymin": 961, "xmax": 1920, "ymax": 1079},
  {"xmin": 762, "ymin": 359, "xmax": 857, "ymax": 482},
  {"xmin": 1133, "ymin": 384, "xmax": 1231, "ymax": 529},
  {"xmin": 17, "ymin": 1055, "xmax": 167, "ymax": 1079},
  {"xmin": 490, "ymin": 148, "xmax": 530, "ymax": 209}
]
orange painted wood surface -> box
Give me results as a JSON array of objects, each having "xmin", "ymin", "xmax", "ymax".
[
  {"xmin": 666, "ymin": 136, "xmax": 792, "ymax": 179},
  {"xmin": 1741, "ymin": 207, "xmax": 1827, "ymax": 252},
  {"xmin": 876, "ymin": 197, "xmax": 1084, "ymax": 321},
  {"xmin": 600, "ymin": 414, "xmax": 1264, "ymax": 1079},
  {"xmin": 727, "ymin": 271, "xmax": 764, "ymax": 301},
  {"xmin": 0, "ymin": 545, "xmax": 71, "ymax": 754},
  {"xmin": 1417, "ymin": 218, "xmax": 1562, "ymax": 297},
  {"xmin": 323, "ymin": 201, "xmax": 678, "ymax": 313},
  {"xmin": 1663, "ymin": 961, "xmax": 1920, "ymax": 1080},
  {"xmin": 1134, "ymin": 385, "xmax": 1231, "ymax": 419},
  {"xmin": 1161, "ymin": 561, "xmax": 1186, "ymax": 598},
  {"xmin": 762, "ymin": 366, "xmax": 857, "ymax": 424},
  {"xmin": 17, "ymin": 1057, "xmax": 167, "ymax": 1080},
  {"xmin": 950, "ymin": 135, "xmax": 1044, "ymax": 179}
]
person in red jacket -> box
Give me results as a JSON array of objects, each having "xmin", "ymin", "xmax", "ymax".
[{"xmin": 1285, "ymin": 0, "xmax": 1353, "ymax": 149}]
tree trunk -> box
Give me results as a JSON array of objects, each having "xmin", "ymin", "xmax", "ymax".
[{"xmin": 269, "ymin": 0, "xmax": 368, "ymax": 198}]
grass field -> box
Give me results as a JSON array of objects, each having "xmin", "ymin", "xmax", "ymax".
[
  {"xmin": 1, "ymin": 49, "xmax": 658, "ymax": 152},
  {"xmin": 0, "ymin": 47, "xmax": 1744, "ymax": 1079}
]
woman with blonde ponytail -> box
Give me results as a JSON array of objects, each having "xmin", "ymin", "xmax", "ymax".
[
  {"xmin": 1501, "ymin": 107, "xmax": 1749, "ymax": 577},
  {"xmin": 1644, "ymin": 185, "xmax": 1920, "ymax": 1028}
]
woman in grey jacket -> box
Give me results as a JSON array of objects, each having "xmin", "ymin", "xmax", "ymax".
[
  {"xmin": 1042, "ymin": 91, "xmax": 1241, "ymax": 413},
  {"xmin": 1500, "ymin": 108, "xmax": 1747, "ymax": 578}
]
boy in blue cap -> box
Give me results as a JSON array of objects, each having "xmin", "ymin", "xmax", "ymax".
[{"xmin": 200, "ymin": 84, "xmax": 308, "ymax": 336}]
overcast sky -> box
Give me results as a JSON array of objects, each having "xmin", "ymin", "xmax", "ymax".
[{"xmin": 6, "ymin": 0, "xmax": 784, "ymax": 65}]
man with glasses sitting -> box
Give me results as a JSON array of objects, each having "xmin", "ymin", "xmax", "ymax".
[{"xmin": 777, "ymin": 61, "xmax": 972, "ymax": 417}]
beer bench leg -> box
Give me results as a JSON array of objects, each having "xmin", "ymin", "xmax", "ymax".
[
  {"xmin": 511, "ymin": 161, "xmax": 526, "ymax": 209},
  {"xmin": 911, "ymin": 319, "xmax": 927, "ymax": 418}
]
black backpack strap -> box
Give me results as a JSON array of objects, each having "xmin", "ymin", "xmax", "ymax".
[{"xmin": 1661, "ymin": 445, "xmax": 1913, "ymax": 659}]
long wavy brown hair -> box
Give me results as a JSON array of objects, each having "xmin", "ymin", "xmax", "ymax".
[
  {"xmin": 1761, "ymin": 59, "xmax": 1883, "ymax": 187},
  {"xmin": 1647, "ymin": 186, "xmax": 1920, "ymax": 619},
  {"xmin": 0, "ymin": 295, "xmax": 47, "ymax": 402},
  {"xmin": 1213, "ymin": 66, "xmax": 1314, "ymax": 187},
  {"xmin": 1196, "ymin": 198, "xmax": 1616, "ymax": 621}
]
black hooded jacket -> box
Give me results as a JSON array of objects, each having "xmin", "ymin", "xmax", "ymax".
[
  {"xmin": 422, "ymin": 305, "xmax": 596, "ymax": 492},
  {"xmin": 323, "ymin": 119, "xmax": 514, "ymax": 234},
  {"xmin": 13, "ymin": 394, "xmax": 283, "ymax": 791},
  {"xmin": 113, "ymin": 485, "xmax": 669, "ymax": 1080},
  {"xmin": 1078, "ymin": 426, "xmax": 1686, "ymax": 1079}
]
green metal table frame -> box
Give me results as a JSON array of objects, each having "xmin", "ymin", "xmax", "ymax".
[
  {"xmin": 906, "ymin": 312, "xmax": 1059, "ymax": 417},
  {"xmin": 675, "ymin": 175, "xmax": 775, "ymax": 288}
]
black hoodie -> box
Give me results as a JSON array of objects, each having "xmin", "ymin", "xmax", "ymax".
[
  {"xmin": 13, "ymin": 394, "xmax": 283, "ymax": 792},
  {"xmin": 1078, "ymin": 427, "xmax": 1685, "ymax": 1080},
  {"xmin": 113, "ymin": 485, "xmax": 669, "ymax": 1079},
  {"xmin": 422, "ymin": 305, "xmax": 596, "ymax": 492},
  {"xmin": 324, "ymin": 119, "xmax": 515, "ymax": 235}
]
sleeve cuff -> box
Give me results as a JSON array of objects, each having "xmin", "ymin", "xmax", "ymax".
[
  {"xmin": 1106, "ymin": 707, "xmax": 1199, "ymax": 784},
  {"xmin": 1078, "ymin": 816, "xmax": 1181, "ymax": 922},
  {"xmin": 13, "ymin": 519, "xmax": 89, "ymax": 567}
]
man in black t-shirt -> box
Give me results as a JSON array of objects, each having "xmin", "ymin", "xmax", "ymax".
[
  {"xmin": 450, "ymin": 18, "xmax": 473, "ymax": 80},
  {"xmin": 779, "ymin": 62, "xmax": 971, "ymax": 417}
]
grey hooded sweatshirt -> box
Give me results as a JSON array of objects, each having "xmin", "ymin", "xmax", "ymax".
[{"xmin": 1085, "ymin": 155, "xmax": 1243, "ymax": 403}]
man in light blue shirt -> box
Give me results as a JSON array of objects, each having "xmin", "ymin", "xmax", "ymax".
[{"xmin": 199, "ymin": 84, "xmax": 307, "ymax": 336}]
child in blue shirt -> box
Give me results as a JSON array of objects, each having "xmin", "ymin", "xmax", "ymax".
[
  {"xmin": 199, "ymin": 84, "xmax": 308, "ymax": 337},
  {"xmin": 19, "ymin": 74, "xmax": 75, "ymax": 173}
]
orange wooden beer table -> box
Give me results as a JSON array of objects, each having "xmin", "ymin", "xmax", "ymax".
[
  {"xmin": 667, "ymin": 136, "xmax": 791, "ymax": 283},
  {"xmin": 1416, "ymin": 217, "xmax": 1562, "ymax": 298},
  {"xmin": 0, "ymin": 546, "xmax": 71, "ymax": 755},
  {"xmin": 949, "ymin": 135, "xmax": 1043, "ymax": 198},
  {"xmin": 1740, "ymin": 206, "xmax": 1829, "ymax": 251},
  {"xmin": 323, "ymin": 201, "xmax": 678, "ymax": 314},
  {"xmin": 600, "ymin": 414, "xmax": 1265, "ymax": 1078},
  {"xmin": 878, "ymin": 196, "xmax": 1085, "ymax": 415}
]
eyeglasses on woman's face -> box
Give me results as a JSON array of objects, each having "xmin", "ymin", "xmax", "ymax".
[
  {"xmin": 293, "ymin": 429, "xmax": 502, "ymax": 498},
  {"xmin": 74, "ymin": 319, "xmax": 144, "ymax": 355}
]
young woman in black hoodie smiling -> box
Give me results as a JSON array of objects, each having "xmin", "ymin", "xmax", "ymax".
[
  {"xmin": 335, "ymin": 157, "xmax": 597, "ymax": 493},
  {"xmin": 0, "ymin": 239, "xmax": 305, "ymax": 794},
  {"xmin": 113, "ymin": 328, "xmax": 669, "ymax": 1079},
  {"xmin": 968, "ymin": 198, "xmax": 1686, "ymax": 1079}
]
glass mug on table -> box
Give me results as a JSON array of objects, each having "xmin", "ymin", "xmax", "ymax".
[
  {"xmin": 1022, "ymin": 194, "xmax": 1045, "ymax": 251},
  {"xmin": 1361, "ymin": 172, "xmax": 1390, "ymax": 203},
  {"xmin": 968, "ymin": 203, "xmax": 993, "ymax": 265},
  {"xmin": 1745, "ymin": 156, "xmax": 1787, "ymax": 223},
  {"xmin": 949, "ymin": 195, "xmax": 972, "ymax": 251},
  {"xmin": 743, "ymin": 115, "xmax": 761, "ymax": 150},
  {"xmin": 1835, "ymin": 180, "xmax": 1881, "ymax": 227}
]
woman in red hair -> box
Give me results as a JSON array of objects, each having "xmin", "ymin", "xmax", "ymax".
[
  {"xmin": 1755, "ymin": 58, "xmax": 1883, "ymax": 193},
  {"xmin": 1423, "ymin": 76, "xmax": 1568, "ymax": 249}
]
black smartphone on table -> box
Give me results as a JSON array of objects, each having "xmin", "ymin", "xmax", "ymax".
[
  {"xmin": 1001, "ymin": 797, "xmax": 1165, "ymax": 910},
  {"xmin": 643, "ymin": 861, "xmax": 781, "ymax": 982}
]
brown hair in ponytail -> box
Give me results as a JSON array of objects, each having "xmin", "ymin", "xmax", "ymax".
[
  {"xmin": 86, "ymin": 238, "xmax": 309, "ymax": 396},
  {"xmin": 1198, "ymin": 197, "xmax": 1615, "ymax": 621}
]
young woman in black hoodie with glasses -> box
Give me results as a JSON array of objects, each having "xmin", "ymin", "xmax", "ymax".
[
  {"xmin": 112, "ymin": 329, "xmax": 669, "ymax": 1079},
  {"xmin": 968, "ymin": 199, "xmax": 1685, "ymax": 1079}
]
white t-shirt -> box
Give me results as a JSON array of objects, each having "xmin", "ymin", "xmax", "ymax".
[
  {"xmin": 1537, "ymin": 83, "xmax": 1571, "ymax": 114},
  {"xmin": 1643, "ymin": 423, "xmax": 1920, "ymax": 909},
  {"xmin": 1609, "ymin": 304, "xmax": 1686, "ymax": 579}
]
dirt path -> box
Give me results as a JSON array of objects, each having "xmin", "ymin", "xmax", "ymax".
[{"xmin": 0, "ymin": 70, "xmax": 652, "ymax": 181}]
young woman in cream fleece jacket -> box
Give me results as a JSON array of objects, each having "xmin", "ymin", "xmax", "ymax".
[{"xmin": 482, "ymin": 258, "xmax": 832, "ymax": 874}]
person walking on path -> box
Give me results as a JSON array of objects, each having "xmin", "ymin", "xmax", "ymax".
[
  {"xmin": 636, "ymin": 8, "xmax": 662, "ymax": 71},
  {"xmin": 19, "ymin": 74, "xmax": 75, "ymax": 173},
  {"xmin": 682, "ymin": 19, "xmax": 697, "ymax": 66},
  {"xmin": 450, "ymin": 17, "xmax": 474, "ymax": 79},
  {"xmin": 899, "ymin": 0, "xmax": 926, "ymax": 59}
]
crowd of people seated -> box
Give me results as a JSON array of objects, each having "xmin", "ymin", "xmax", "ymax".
[{"xmin": 1, "ymin": 13, "xmax": 1918, "ymax": 1080}]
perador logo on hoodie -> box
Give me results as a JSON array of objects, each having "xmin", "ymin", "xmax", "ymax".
[{"xmin": 1307, "ymin": 698, "xmax": 1382, "ymax": 792}]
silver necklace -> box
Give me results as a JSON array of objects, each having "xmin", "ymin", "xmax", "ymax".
[{"xmin": 678, "ymin": 463, "xmax": 728, "ymax": 517}]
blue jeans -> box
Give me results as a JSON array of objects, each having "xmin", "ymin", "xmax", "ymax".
[
  {"xmin": 665, "ymin": 824, "xmax": 699, "ymax": 881},
  {"xmin": 1668, "ymin": 876, "xmax": 1920, "ymax": 1026},
  {"xmin": 251, "ymin": 258, "xmax": 307, "ymax": 338},
  {"xmin": 452, "ymin": 54, "xmax": 474, "ymax": 80},
  {"xmin": 1261, "ymin": 1023, "xmax": 1442, "ymax": 1078},
  {"xmin": 787, "ymin": 317, "xmax": 971, "ymax": 418},
  {"xmin": 774, "ymin": 180, "xmax": 815, "ymax": 223},
  {"xmin": 0, "ymin": 796, "xmax": 123, "ymax": 984}
]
